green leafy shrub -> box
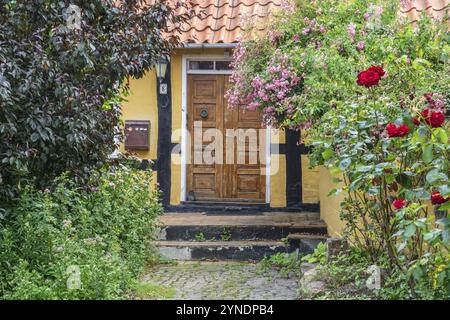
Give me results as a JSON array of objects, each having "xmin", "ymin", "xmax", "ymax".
[
  {"xmin": 0, "ymin": 165, "xmax": 162, "ymax": 299},
  {"xmin": 259, "ymin": 252, "xmax": 302, "ymax": 277},
  {"xmin": 301, "ymin": 242, "xmax": 327, "ymax": 265},
  {"xmin": 316, "ymin": 247, "xmax": 375, "ymax": 292},
  {"xmin": 316, "ymin": 247, "xmax": 448, "ymax": 300},
  {"xmin": 0, "ymin": 0, "xmax": 190, "ymax": 201},
  {"xmin": 311, "ymin": 72, "xmax": 449, "ymax": 298}
]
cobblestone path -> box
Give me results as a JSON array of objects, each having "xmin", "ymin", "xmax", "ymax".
[{"xmin": 138, "ymin": 261, "xmax": 300, "ymax": 300}]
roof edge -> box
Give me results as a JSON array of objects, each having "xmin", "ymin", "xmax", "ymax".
[{"xmin": 178, "ymin": 43, "xmax": 238, "ymax": 48}]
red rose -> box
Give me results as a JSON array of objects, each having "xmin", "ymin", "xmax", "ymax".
[
  {"xmin": 367, "ymin": 66, "xmax": 386, "ymax": 77},
  {"xmin": 357, "ymin": 70, "xmax": 380, "ymax": 88},
  {"xmin": 421, "ymin": 109, "xmax": 431, "ymax": 125},
  {"xmin": 386, "ymin": 123, "xmax": 399, "ymax": 137},
  {"xmin": 431, "ymin": 191, "xmax": 449, "ymax": 205},
  {"xmin": 397, "ymin": 124, "xmax": 410, "ymax": 137},
  {"xmin": 393, "ymin": 198, "xmax": 406, "ymax": 210},
  {"xmin": 429, "ymin": 111, "xmax": 445, "ymax": 128},
  {"xmin": 413, "ymin": 117, "xmax": 420, "ymax": 126},
  {"xmin": 386, "ymin": 123, "xmax": 410, "ymax": 137}
]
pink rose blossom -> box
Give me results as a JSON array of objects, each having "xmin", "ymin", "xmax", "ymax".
[
  {"xmin": 347, "ymin": 23, "xmax": 356, "ymax": 40},
  {"xmin": 356, "ymin": 41, "xmax": 365, "ymax": 51}
]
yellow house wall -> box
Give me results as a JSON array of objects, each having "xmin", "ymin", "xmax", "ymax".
[
  {"xmin": 319, "ymin": 166, "xmax": 346, "ymax": 236},
  {"xmin": 120, "ymin": 70, "xmax": 158, "ymax": 160},
  {"xmin": 120, "ymin": 70, "xmax": 158, "ymax": 192},
  {"xmin": 269, "ymin": 128, "xmax": 285, "ymax": 207},
  {"xmin": 270, "ymin": 153, "xmax": 286, "ymax": 208},
  {"xmin": 302, "ymin": 155, "xmax": 319, "ymax": 203}
]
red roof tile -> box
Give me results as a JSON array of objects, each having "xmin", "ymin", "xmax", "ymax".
[
  {"xmin": 399, "ymin": 0, "xmax": 449, "ymax": 22},
  {"xmin": 173, "ymin": 0, "xmax": 283, "ymax": 44},
  {"xmin": 157, "ymin": 0, "xmax": 449, "ymax": 45}
]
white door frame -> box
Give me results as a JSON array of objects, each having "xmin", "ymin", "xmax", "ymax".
[{"xmin": 180, "ymin": 54, "xmax": 270, "ymax": 203}]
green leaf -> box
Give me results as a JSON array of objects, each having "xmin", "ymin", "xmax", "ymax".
[
  {"xmin": 404, "ymin": 223, "xmax": 416, "ymax": 238},
  {"xmin": 396, "ymin": 173, "xmax": 413, "ymax": 189},
  {"xmin": 338, "ymin": 158, "xmax": 351, "ymax": 171},
  {"xmin": 321, "ymin": 148, "xmax": 335, "ymax": 160},
  {"xmin": 30, "ymin": 132, "xmax": 39, "ymax": 142},
  {"xmin": 413, "ymin": 219, "xmax": 426, "ymax": 230},
  {"xmin": 438, "ymin": 202, "xmax": 450, "ymax": 211},
  {"xmin": 436, "ymin": 217, "xmax": 450, "ymax": 226},
  {"xmin": 411, "ymin": 265, "xmax": 424, "ymax": 281},
  {"xmin": 434, "ymin": 127, "xmax": 449, "ymax": 144},
  {"xmin": 426, "ymin": 169, "xmax": 448, "ymax": 184},
  {"xmin": 423, "ymin": 229, "xmax": 441, "ymax": 242},
  {"xmin": 328, "ymin": 188, "xmax": 342, "ymax": 196},
  {"xmin": 397, "ymin": 241, "xmax": 407, "ymax": 253},
  {"xmin": 355, "ymin": 165, "xmax": 373, "ymax": 173},
  {"xmin": 438, "ymin": 185, "xmax": 450, "ymax": 197},
  {"xmin": 385, "ymin": 173, "xmax": 395, "ymax": 184},
  {"xmin": 422, "ymin": 144, "xmax": 433, "ymax": 164}
]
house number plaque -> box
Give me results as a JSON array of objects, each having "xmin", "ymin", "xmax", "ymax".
[{"xmin": 159, "ymin": 83, "xmax": 167, "ymax": 95}]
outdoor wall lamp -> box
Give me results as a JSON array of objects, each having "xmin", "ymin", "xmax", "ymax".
[{"xmin": 155, "ymin": 55, "xmax": 169, "ymax": 83}]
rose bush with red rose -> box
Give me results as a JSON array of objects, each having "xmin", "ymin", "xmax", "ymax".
[
  {"xmin": 386, "ymin": 123, "xmax": 410, "ymax": 137},
  {"xmin": 311, "ymin": 67, "xmax": 449, "ymax": 297},
  {"xmin": 429, "ymin": 111, "xmax": 445, "ymax": 128},
  {"xmin": 356, "ymin": 69, "xmax": 380, "ymax": 87},
  {"xmin": 393, "ymin": 198, "xmax": 406, "ymax": 210},
  {"xmin": 431, "ymin": 191, "xmax": 449, "ymax": 205},
  {"xmin": 367, "ymin": 65, "xmax": 386, "ymax": 77},
  {"xmin": 229, "ymin": 0, "xmax": 449, "ymax": 298}
]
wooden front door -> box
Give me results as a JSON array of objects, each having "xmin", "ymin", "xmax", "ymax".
[{"xmin": 187, "ymin": 74, "xmax": 266, "ymax": 202}]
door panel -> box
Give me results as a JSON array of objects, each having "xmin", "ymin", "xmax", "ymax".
[
  {"xmin": 187, "ymin": 74, "xmax": 265, "ymax": 202},
  {"xmin": 187, "ymin": 75, "xmax": 223, "ymax": 199}
]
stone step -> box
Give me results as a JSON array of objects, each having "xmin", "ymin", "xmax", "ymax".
[
  {"xmin": 156, "ymin": 212, "xmax": 326, "ymax": 241},
  {"xmin": 157, "ymin": 224, "xmax": 327, "ymax": 241},
  {"xmin": 155, "ymin": 212, "xmax": 328, "ymax": 261},
  {"xmin": 170, "ymin": 202, "xmax": 269, "ymax": 213},
  {"xmin": 155, "ymin": 235, "xmax": 328, "ymax": 261},
  {"xmin": 155, "ymin": 240, "xmax": 288, "ymax": 261},
  {"xmin": 287, "ymin": 233, "xmax": 328, "ymax": 254},
  {"xmin": 168, "ymin": 202, "xmax": 320, "ymax": 213}
]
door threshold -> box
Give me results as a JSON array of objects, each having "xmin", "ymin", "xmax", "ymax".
[{"xmin": 182, "ymin": 200, "xmax": 266, "ymax": 206}]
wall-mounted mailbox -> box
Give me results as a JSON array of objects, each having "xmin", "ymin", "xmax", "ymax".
[{"xmin": 124, "ymin": 120, "xmax": 150, "ymax": 151}]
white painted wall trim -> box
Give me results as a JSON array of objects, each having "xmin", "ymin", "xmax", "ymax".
[{"xmin": 180, "ymin": 55, "xmax": 188, "ymax": 202}]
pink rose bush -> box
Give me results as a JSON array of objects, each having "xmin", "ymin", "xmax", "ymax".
[{"xmin": 226, "ymin": 49, "xmax": 302, "ymax": 128}]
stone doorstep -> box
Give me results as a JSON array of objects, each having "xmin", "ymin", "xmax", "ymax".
[
  {"xmin": 287, "ymin": 233, "xmax": 328, "ymax": 255},
  {"xmin": 157, "ymin": 224, "xmax": 328, "ymax": 241},
  {"xmin": 154, "ymin": 240, "xmax": 288, "ymax": 261},
  {"xmin": 155, "ymin": 235, "xmax": 327, "ymax": 261},
  {"xmin": 155, "ymin": 211, "xmax": 328, "ymax": 261},
  {"xmin": 160, "ymin": 211, "xmax": 322, "ymax": 226}
]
